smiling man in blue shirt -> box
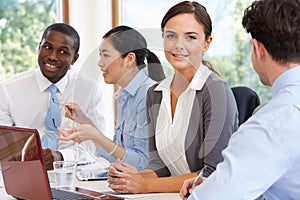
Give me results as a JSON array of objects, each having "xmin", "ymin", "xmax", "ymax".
[{"xmin": 180, "ymin": 0, "xmax": 300, "ymax": 199}]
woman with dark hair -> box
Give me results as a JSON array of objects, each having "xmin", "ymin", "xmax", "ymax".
[
  {"xmin": 107, "ymin": 1, "xmax": 238, "ymax": 194},
  {"xmin": 58, "ymin": 25, "xmax": 165, "ymax": 171}
]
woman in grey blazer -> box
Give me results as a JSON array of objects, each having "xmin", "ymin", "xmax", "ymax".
[{"xmin": 108, "ymin": 1, "xmax": 238, "ymax": 194}]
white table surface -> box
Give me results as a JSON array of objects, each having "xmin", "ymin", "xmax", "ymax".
[{"xmin": 0, "ymin": 170, "xmax": 180, "ymax": 200}]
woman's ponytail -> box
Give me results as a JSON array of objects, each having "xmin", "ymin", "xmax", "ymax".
[{"xmin": 146, "ymin": 50, "xmax": 165, "ymax": 82}]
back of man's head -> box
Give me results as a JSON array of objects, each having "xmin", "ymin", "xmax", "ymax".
[
  {"xmin": 242, "ymin": 0, "xmax": 300, "ymax": 65},
  {"xmin": 40, "ymin": 23, "xmax": 80, "ymax": 54}
]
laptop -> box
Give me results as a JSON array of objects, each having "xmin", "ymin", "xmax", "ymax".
[{"xmin": 0, "ymin": 125, "xmax": 123, "ymax": 200}]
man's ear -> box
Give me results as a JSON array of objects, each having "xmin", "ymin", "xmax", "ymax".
[
  {"xmin": 125, "ymin": 52, "xmax": 136, "ymax": 68},
  {"xmin": 252, "ymin": 39, "xmax": 266, "ymax": 60},
  {"xmin": 71, "ymin": 53, "xmax": 79, "ymax": 65}
]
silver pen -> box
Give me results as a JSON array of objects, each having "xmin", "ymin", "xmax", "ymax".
[{"xmin": 192, "ymin": 166, "xmax": 207, "ymax": 188}]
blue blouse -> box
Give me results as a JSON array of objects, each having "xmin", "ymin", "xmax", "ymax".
[{"xmin": 97, "ymin": 69, "xmax": 155, "ymax": 171}]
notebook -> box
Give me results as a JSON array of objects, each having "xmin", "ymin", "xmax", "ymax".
[{"xmin": 0, "ymin": 125, "xmax": 123, "ymax": 200}]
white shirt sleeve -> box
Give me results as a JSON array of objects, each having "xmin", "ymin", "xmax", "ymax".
[
  {"xmin": 0, "ymin": 83, "xmax": 14, "ymax": 126},
  {"xmin": 87, "ymin": 77, "xmax": 114, "ymax": 139}
]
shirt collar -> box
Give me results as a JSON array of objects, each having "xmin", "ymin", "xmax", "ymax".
[
  {"xmin": 114, "ymin": 69, "xmax": 151, "ymax": 101},
  {"xmin": 155, "ymin": 64, "xmax": 212, "ymax": 91},
  {"xmin": 35, "ymin": 68, "xmax": 70, "ymax": 94},
  {"xmin": 272, "ymin": 65, "xmax": 300, "ymax": 97},
  {"xmin": 124, "ymin": 69, "xmax": 150, "ymax": 96},
  {"xmin": 190, "ymin": 64, "xmax": 212, "ymax": 90},
  {"xmin": 154, "ymin": 71, "xmax": 173, "ymax": 91}
]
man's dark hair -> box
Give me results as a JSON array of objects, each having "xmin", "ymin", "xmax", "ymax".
[
  {"xmin": 242, "ymin": 0, "xmax": 300, "ymax": 64},
  {"xmin": 40, "ymin": 23, "xmax": 80, "ymax": 54}
]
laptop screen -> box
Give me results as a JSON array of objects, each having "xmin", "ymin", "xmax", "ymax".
[
  {"xmin": 0, "ymin": 125, "xmax": 124, "ymax": 200},
  {"xmin": 0, "ymin": 125, "xmax": 52, "ymax": 200}
]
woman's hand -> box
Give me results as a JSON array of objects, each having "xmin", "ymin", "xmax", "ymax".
[
  {"xmin": 64, "ymin": 102, "xmax": 93, "ymax": 125},
  {"xmin": 110, "ymin": 158, "xmax": 138, "ymax": 173},
  {"xmin": 57, "ymin": 124, "xmax": 103, "ymax": 143},
  {"xmin": 108, "ymin": 168, "xmax": 146, "ymax": 194},
  {"xmin": 107, "ymin": 159, "xmax": 144, "ymax": 193},
  {"xmin": 57, "ymin": 126, "xmax": 81, "ymax": 142}
]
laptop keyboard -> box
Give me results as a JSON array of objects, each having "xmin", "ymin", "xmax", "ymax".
[{"xmin": 51, "ymin": 188, "xmax": 94, "ymax": 200}]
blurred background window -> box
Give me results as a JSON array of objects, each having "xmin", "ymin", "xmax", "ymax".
[
  {"xmin": 0, "ymin": 0, "xmax": 56, "ymax": 81},
  {"xmin": 122, "ymin": 0, "xmax": 271, "ymax": 103},
  {"xmin": 0, "ymin": 0, "xmax": 271, "ymax": 103}
]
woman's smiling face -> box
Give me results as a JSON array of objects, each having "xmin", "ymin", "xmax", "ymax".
[
  {"xmin": 97, "ymin": 38, "xmax": 128, "ymax": 85},
  {"xmin": 163, "ymin": 13, "xmax": 212, "ymax": 73}
]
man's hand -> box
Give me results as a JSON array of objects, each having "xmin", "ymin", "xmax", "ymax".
[
  {"xmin": 43, "ymin": 149, "xmax": 63, "ymax": 170},
  {"xmin": 180, "ymin": 177, "xmax": 195, "ymax": 199},
  {"xmin": 180, "ymin": 177, "xmax": 206, "ymax": 199}
]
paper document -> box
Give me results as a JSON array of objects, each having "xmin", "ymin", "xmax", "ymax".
[
  {"xmin": 102, "ymin": 191, "xmax": 181, "ymax": 199},
  {"xmin": 76, "ymin": 157, "xmax": 110, "ymax": 181}
]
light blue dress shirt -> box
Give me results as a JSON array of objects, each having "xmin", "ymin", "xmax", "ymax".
[
  {"xmin": 98, "ymin": 69, "xmax": 155, "ymax": 171},
  {"xmin": 189, "ymin": 66, "xmax": 300, "ymax": 200}
]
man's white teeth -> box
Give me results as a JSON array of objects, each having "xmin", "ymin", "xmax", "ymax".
[
  {"xmin": 46, "ymin": 63, "xmax": 56, "ymax": 68},
  {"xmin": 174, "ymin": 54, "xmax": 186, "ymax": 58}
]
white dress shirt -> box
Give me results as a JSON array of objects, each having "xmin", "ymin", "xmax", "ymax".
[{"xmin": 0, "ymin": 68, "xmax": 113, "ymax": 163}]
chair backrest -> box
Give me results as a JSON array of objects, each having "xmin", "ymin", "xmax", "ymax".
[{"xmin": 232, "ymin": 86, "xmax": 260, "ymax": 126}]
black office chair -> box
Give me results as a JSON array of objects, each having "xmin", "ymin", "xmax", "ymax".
[{"xmin": 232, "ymin": 86, "xmax": 260, "ymax": 126}]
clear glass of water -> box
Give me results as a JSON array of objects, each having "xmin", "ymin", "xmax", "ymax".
[{"xmin": 53, "ymin": 161, "xmax": 77, "ymax": 191}]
